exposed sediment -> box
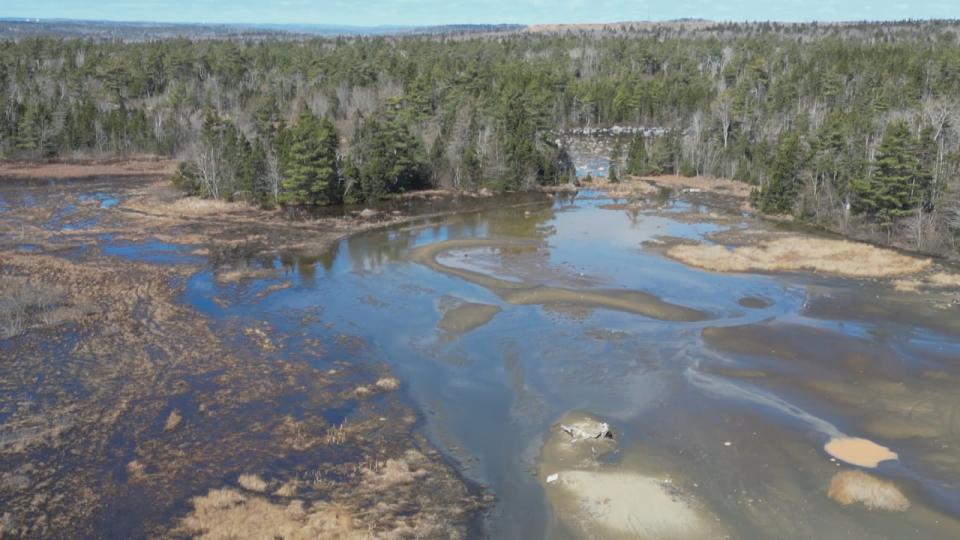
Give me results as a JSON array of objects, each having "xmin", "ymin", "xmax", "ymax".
[{"xmin": 413, "ymin": 238, "xmax": 711, "ymax": 322}]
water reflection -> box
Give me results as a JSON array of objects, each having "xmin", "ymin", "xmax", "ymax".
[{"xmin": 178, "ymin": 190, "xmax": 960, "ymax": 538}]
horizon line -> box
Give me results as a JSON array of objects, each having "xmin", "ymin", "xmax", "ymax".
[{"xmin": 3, "ymin": 16, "xmax": 958, "ymax": 29}]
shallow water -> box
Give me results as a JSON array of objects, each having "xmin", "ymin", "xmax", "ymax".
[
  {"xmin": 5, "ymin": 180, "xmax": 960, "ymax": 538},
  {"xmin": 173, "ymin": 192, "xmax": 960, "ymax": 537}
]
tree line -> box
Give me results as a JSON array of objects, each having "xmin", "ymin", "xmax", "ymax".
[{"xmin": 2, "ymin": 21, "xmax": 960, "ymax": 249}]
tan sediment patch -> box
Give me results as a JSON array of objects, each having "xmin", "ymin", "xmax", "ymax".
[
  {"xmin": 827, "ymin": 470, "xmax": 910, "ymax": 511},
  {"xmin": 667, "ymin": 237, "xmax": 931, "ymax": 278},
  {"xmin": 414, "ymin": 239, "xmax": 710, "ymax": 322},
  {"xmin": 503, "ymin": 287, "xmax": 709, "ymax": 322},
  {"xmin": 437, "ymin": 301, "xmax": 502, "ymax": 336},
  {"xmin": 824, "ymin": 437, "xmax": 898, "ymax": 468},
  {"xmin": 538, "ymin": 412, "xmax": 722, "ymax": 539},
  {"xmin": 548, "ymin": 470, "xmax": 719, "ymax": 539}
]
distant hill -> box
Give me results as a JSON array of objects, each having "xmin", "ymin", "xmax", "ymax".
[
  {"xmin": 0, "ymin": 18, "xmax": 525, "ymax": 40},
  {"xmin": 525, "ymin": 19, "xmax": 713, "ymax": 33}
]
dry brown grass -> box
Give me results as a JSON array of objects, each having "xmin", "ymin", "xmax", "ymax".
[
  {"xmin": 667, "ymin": 237, "xmax": 931, "ymax": 278},
  {"xmin": 180, "ymin": 488, "xmax": 364, "ymax": 540},
  {"xmin": 928, "ymin": 272, "xmax": 960, "ymax": 287},
  {"xmin": 214, "ymin": 267, "xmax": 278, "ymax": 284},
  {"xmin": 237, "ymin": 474, "xmax": 268, "ymax": 493},
  {"xmin": 0, "ymin": 157, "xmax": 176, "ymax": 181},
  {"xmin": 827, "ymin": 470, "xmax": 910, "ymax": 511},
  {"xmin": 375, "ymin": 377, "xmax": 400, "ymax": 391},
  {"xmin": 0, "ymin": 276, "xmax": 72, "ymax": 338},
  {"xmin": 362, "ymin": 455, "xmax": 427, "ymax": 489},
  {"xmin": 893, "ymin": 279, "xmax": 923, "ymax": 292},
  {"xmin": 163, "ymin": 409, "xmax": 183, "ymax": 432},
  {"xmin": 637, "ymin": 174, "xmax": 753, "ymax": 199},
  {"xmin": 160, "ymin": 197, "xmax": 250, "ymax": 216}
]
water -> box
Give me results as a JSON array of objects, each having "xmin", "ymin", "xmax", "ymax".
[
  {"xmin": 179, "ymin": 192, "xmax": 960, "ymax": 538},
  {"xmin": 4, "ymin": 178, "xmax": 960, "ymax": 538}
]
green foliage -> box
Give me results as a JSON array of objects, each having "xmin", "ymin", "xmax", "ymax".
[
  {"xmin": 169, "ymin": 161, "xmax": 201, "ymax": 195},
  {"xmin": 854, "ymin": 121, "xmax": 933, "ymax": 229},
  {"xmin": 278, "ymin": 112, "xmax": 340, "ymax": 206},
  {"xmin": 759, "ymin": 132, "xmax": 805, "ymax": 214},
  {"xmin": 1, "ymin": 22, "xmax": 958, "ymax": 243},
  {"xmin": 344, "ymin": 114, "xmax": 429, "ymax": 204}
]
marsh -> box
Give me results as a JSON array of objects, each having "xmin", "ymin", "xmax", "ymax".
[{"xmin": 2, "ymin": 174, "xmax": 960, "ymax": 538}]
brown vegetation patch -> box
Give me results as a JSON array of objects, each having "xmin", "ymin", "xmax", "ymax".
[
  {"xmin": 667, "ymin": 237, "xmax": 931, "ymax": 278},
  {"xmin": 638, "ymin": 174, "xmax": 753, "ymax": 199},
  {"xmin": 375, "ymin": 377, "xmax": 400, "ymax": 391},
  {"xmin": 215, "ymin": 267, "xmax": 278, "ymax": 284},
  {"xmin": 180, "ymin": 488, "xmax": 363, "ymax": 540},
  {"xmin": 181, "ymin": 446, "xmax": 479, "ymax": 539},
  {"xmin": 163, "ymin": 409, "xmax": 183, "ymax": 432},
  {"xmin": 0, "ymin": 174, "xmax": 484, "ymax": 537},
  {"xmin": 0, "ymin": 158, "xmax": 176, "ymax": 181},
  {"xmin": 827, "ymin": 470, "xmax": 910, "ymax": 511},
  {"xmin": 237, "ymin": 474, "xmax": 268, "ymax": 493}
]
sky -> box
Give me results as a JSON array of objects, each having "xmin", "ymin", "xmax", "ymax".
[{"xmin": 2, "ymin": 0, "xmax": 958, "ymax": 27}]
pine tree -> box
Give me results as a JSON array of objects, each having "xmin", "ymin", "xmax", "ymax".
[
  {"xmin": 279, "ymin": 112, "xmax": 340, "ymax": 206},
  {"xmin": 759, "ymin": 132, "xmax": 803, "ymax": 214},
  {"xmin": 856, "ymin": 122, "xmax": 932, "ymax": 230}
]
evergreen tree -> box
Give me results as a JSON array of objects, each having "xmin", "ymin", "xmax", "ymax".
[
  {"xmin": 346, "ymin": 115, "xmax": 429, "ymax": 203},
  {"xmin": 279, "ymin": 112, "xmax": 340, "ymax": 205},
  {"xmin": 855, "ymin": 121, "xmax": 933, "ymax": 229},
  {"xmin": 759, "ymin": 132, "xmax": 804, "ymax": 214}
]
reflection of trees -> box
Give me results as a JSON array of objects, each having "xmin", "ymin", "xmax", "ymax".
[{"xmin": 277, "ymin": 251, "xmax": 332, "ymax": 286}]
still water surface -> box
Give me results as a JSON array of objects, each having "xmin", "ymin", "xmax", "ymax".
[{"xmin": 178, "ymin": 191, "xmax": 960, "ymax": 538}]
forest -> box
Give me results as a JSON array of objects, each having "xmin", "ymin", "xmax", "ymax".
[{"xmin": 2, "ymin": 20, "xmax": 960, "ymax": 251}]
